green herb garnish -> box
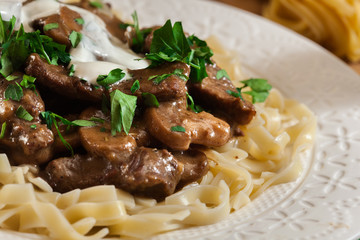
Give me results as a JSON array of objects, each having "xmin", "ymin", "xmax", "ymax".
[
  {"xmin": 69, "ymin": 31, "xmax": 82, "ymax": 48},
  {"xmin": 96, "ymin": 68, "xmax": 125, "ymax": 87},
  {"xmin": 145, "ymin": 20, "xmax": 213, "ymax": 83},
  {"xmin": 30, "ymin": 124, "xmax": 37, "ymax": 129},
  {"xmin": 226, "ymin": 78, "xmax": 272, "ymax": 103},
  {"xmin": 68, "ymin": 64, "xmax": 75, "ymax": 76},
  {"xmin": 142, "ymin": 92, "xmax": 159, "ymax": 108},
  {"xmin": 171, "ymin": 126, "xmax": 186, "ymax": 132},
  {"xmin": 110, "ymin": 90, "xmax": 137, "ymax": 136},
  {"xmin": 0, "ymin": 122, "xmax": 6, "ymax": 139},
  {"xmin": 131, "ymin": 80, "xmax": 140, "ymax": 93},
  {"xmin": 89, "ymin": 1, "xmax": 103, "ymax": 8},
  {"xmin": 40, "ymin": 111, "xmax": 98, "ymax": 155},
  {"xmin": 20, "ymin": 74, "xmax": 36, "ymax": 91},
  {"xmin": 75, "ymin": 18, "xmax": 84, "ymax": 25},
  {"xmin": 186, "ymin": 92, "xmax": 203, "ymax": 113},
  {"xmin": 148, "ymin": 68, "xmax": 188, "ymax": 85},
  {"xmin": 16, "ymin": 106, "xmax": 33, "ymax": 121},
  {"xmin": 43, "ymin": 23, "xmax": 59, "ymax": 31},
  {"xmin": 216, "ymin": 69, "xmax": 230, "ymax": 80},
  {"xmin": 4, "ymin": 82, "xmax": 23, "ymax": 101}
]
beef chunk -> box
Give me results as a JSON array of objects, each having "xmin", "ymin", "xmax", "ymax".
[
  {"xmin": 144, "ymin": 98, "xmax": 231, "ymax": 151},
  {"xmin": 115, "ymin": 62, "xmax": 190, "ymax": 102},
  {"xmin": 188, "ymin": 64, "xmax": 256, "ymax": 125},
  {"xmin": 173, "ymin": 150, "xmax": 209, "ymax": 188},
  {"xmin": 25, "ymin": 53, "xmax": 104, "ymax": 102},
  {"xmin": 114, "ymin": 147, "xmax": 183, "ymax": 200},
  {"xmin": 32, "ymin": 6, "xmax": 83, "ymax": 48},
  {"xmin": 42, "ymin": 154, "xmax": 112, "ymax": 193},
  {"xmin": 0, "ymin": 74, "xmax": 54, "ymax": 165},
  {"xmin": 43, "ymin": 147, "xmax": 183, "ymax": 200}
]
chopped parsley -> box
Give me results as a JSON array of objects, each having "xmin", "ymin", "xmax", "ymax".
[
  {"xmin": 89, "ymin": 1, "xmax": 103, "ymax": 8},
  {"xmin": 16, "ymin": 106, "xmax": 33, "ymax": 121},
  {"xmin": 43, "ymin": 23, "xmax": 59, "ymax": 31},
  {"xmin": 96, "ymin": 68, "xmax": 125, "ymax": 87},
  {"xmin": 0, "ymin": 122, "xmax": 6, "ymax": 139},
  {"xmin": 30, "ymin": 124, "xmax": 37, "ymax": 129},
  {"xmin": 148, "ymin": 68, "xmax": 188, "ymax": 85},
  {"xmin": 121, "ymin": 11, "xmax": 152, "ymax": 53},
  {"xmin": 4, "ymin": 82, "xmax": 23, "ymax": 101},
  {"xmin": 171, "ymin": 126, "xmax": 186, "ymax": 132},
  {"xmin": 69, "ymin": 31, "xmax": 82, "ymax": 48},
  {"xmin": 216, "ymin": 69, "xmax": 230, "ymax": 80},
  {"xmin": 145, "ymin": 20, "xmax": 213, "ymax": 83},
  {"xmin": 186, "ymin": 92, "xmax": 203, "ymax": 113},
  {"xmin": 110, "ymin": 90, "xmax": 137, "ymax": 136},
  {"xmin": 40, "ymin": 111, "xmax": 98, "ymax": 155},
  {"xmin": 5, "ymin": 75, "xmax": 19, "ymax": 81},
  {"xmin": 20, "ymin": 74, "xmax": 36, "ymax": 91},
  {"xmin": 131, "ymin": 80, "xmax": 140, "ymax": 93},
  {"xmin": 75, "ymin": 18, "xmax": 84, "ymax": 25},
  {"xmin": 226, "ymin": 78, "xmax": 272, "ymax": 103},
  {"xmin": 68, "ymin": 64, "xmax": 75, "ymax": 76},
  {"xmin": 142, "ymin": 92, "xmax": 159, "ymax": 108}
]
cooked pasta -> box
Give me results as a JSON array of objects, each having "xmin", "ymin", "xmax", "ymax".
[
  {"xmin": 263, "ymin": 0, "xmax": 360, "ymax": 62},
  {"xmin": 0, "ymin": 33, "xmax": 316, "ymax": 238}
]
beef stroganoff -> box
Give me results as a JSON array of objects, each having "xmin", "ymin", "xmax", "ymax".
[{"xmin": 0, "ymin": 0, "xmax": 316, "ymax": 239}]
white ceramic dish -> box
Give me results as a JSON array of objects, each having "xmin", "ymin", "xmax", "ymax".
[{"xmin": 1, "ymin": 0, "xmax": 360, "ymax": 239}]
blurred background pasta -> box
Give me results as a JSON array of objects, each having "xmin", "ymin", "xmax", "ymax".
[{"xmin": 263, "ymin": 0, "xmax": 360, "ymax": 62}]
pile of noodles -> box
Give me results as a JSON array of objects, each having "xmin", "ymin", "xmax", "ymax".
[{"xmin": 263, "ymin": 0, "xmax": 360, "ymax": 62}]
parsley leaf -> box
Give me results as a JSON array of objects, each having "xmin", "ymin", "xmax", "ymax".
[
  {"xmin": 186, "ymin": 92, "xmax": 203, "ymax": 113},
  {"xmin": 226, "ymin": 78, "xmax": 272, "ymax": 103},
  {"xmin": 96, "ymin": 68, "xmax": 125, "ymax": 87},
  {"xmin": 241, "ymin": 78, "xmax": 272, "ymax": 103},
  {"xmin": 69, "ymin": 31, "xmax": 82, "ymax": 48},
  {"xmin": 216, "ymin": 69, "xmax": 230, "ymax": 80},
  {"xmin": 40, "ymin": 111, "xmax": 98, "ymax": 155},
  {"xmin": 148, "ymin": 68, "xmax": 188, "ymax": 85},
  {"xmin": 20, "ymin": 74, "xmax": 36, "ymax": 91},
  {"xmin": 43, "ymin": 23, "xmax": 59, "ymax": 31},
  {"xmin": 68, "ymin": 64, "xmax": 75, "ymax": 76},
  {"xmin": 0, "ymin": 122, "xmax": 6, "ymax": 139},
  {"xmin": 75, "ymin": 18, "xmax": 84, "ymax": 25},
  {"xmin": 171, "ymin": 126, "xmax": 186, "ymax": 132},
  {"xmin": 142, "ymin": 92, "xmax": 159, "ymax": 108},
  {"xmin": 145, "ymin": 20, "xmax": 212, "ymax": 83},
  {"xmin": 131, "ymin": 80, "xmax": 140, "ymax": 93},
  {"xmin": 89, "ymin": 1, "xmax": 103, "ymax": 8},
  {"xmin": 4, "ymin": 82, "xmax": 23, "ymax": 101},
  {"xmin": 110, "ymin": 90, "xmax": 137, "ymax": 135},
  {"xmin": 16, "ymin": 106, "xmax": 33, "ymax": 121},
  {"xmin": 30, "ymin": 124, "xmax": 37, "ymax": 129}
]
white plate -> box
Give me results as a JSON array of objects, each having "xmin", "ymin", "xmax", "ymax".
[
  {"xmin": 107, "ymin": 0, "xmax": 360, "ymax": 239},
  {"xmin": 2, "ymin": 0, "xmax": 360, "ymax": 239}
]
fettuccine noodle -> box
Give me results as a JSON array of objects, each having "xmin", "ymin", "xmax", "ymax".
[
  {"xmin": 0, "ymin": 37, "xmax": 316, "ymax": 239},
  {"xmin": 263, "ymin": 0, "xmax": 360, "ymax": 62}
]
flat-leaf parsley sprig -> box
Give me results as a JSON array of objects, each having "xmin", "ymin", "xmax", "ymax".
[
  {"xmin": 145, "ymin": 20, "xmax": 213, "ymax": 83},
  {"xmin": 226, "ymin": 78, "xmax": 272, "ymax": 103}
]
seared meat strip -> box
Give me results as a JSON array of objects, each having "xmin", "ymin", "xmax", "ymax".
[
  {"xmin": 144, "ymin": 98, "xmax": 231, "ymax": 151},
  {"xmin": 188, "ymin": 64, "xmax": 256, "ymax": 125},
  {"xmin": 25, "ymin": 53, "xmax": 104, "ymax": 102},
  {"xmin": 0, "ymin": 74, "xmax": 54, "ymax": 165},
  {"xmin": 124, "ymin": 62, "xmax": 189, "ymax": 101},
  {"xmin": 43, "ymin": 147, "xmax": 183, "ymax": 200},
  {"xmin": 32, "ymin": 6, "xmax": 83, "ymax": 48},
  {"xmin": 173, "ymin": 149, "xmax": 209, "ymax": 188}
]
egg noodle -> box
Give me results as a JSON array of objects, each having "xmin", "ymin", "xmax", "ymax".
[
  {"xmin": 0, "ymin": 33, "xmax": 316, "ymax": 239},
  {"xmin": 263, "ymin": 0, "xmax": 360, "ymax": 62}
]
